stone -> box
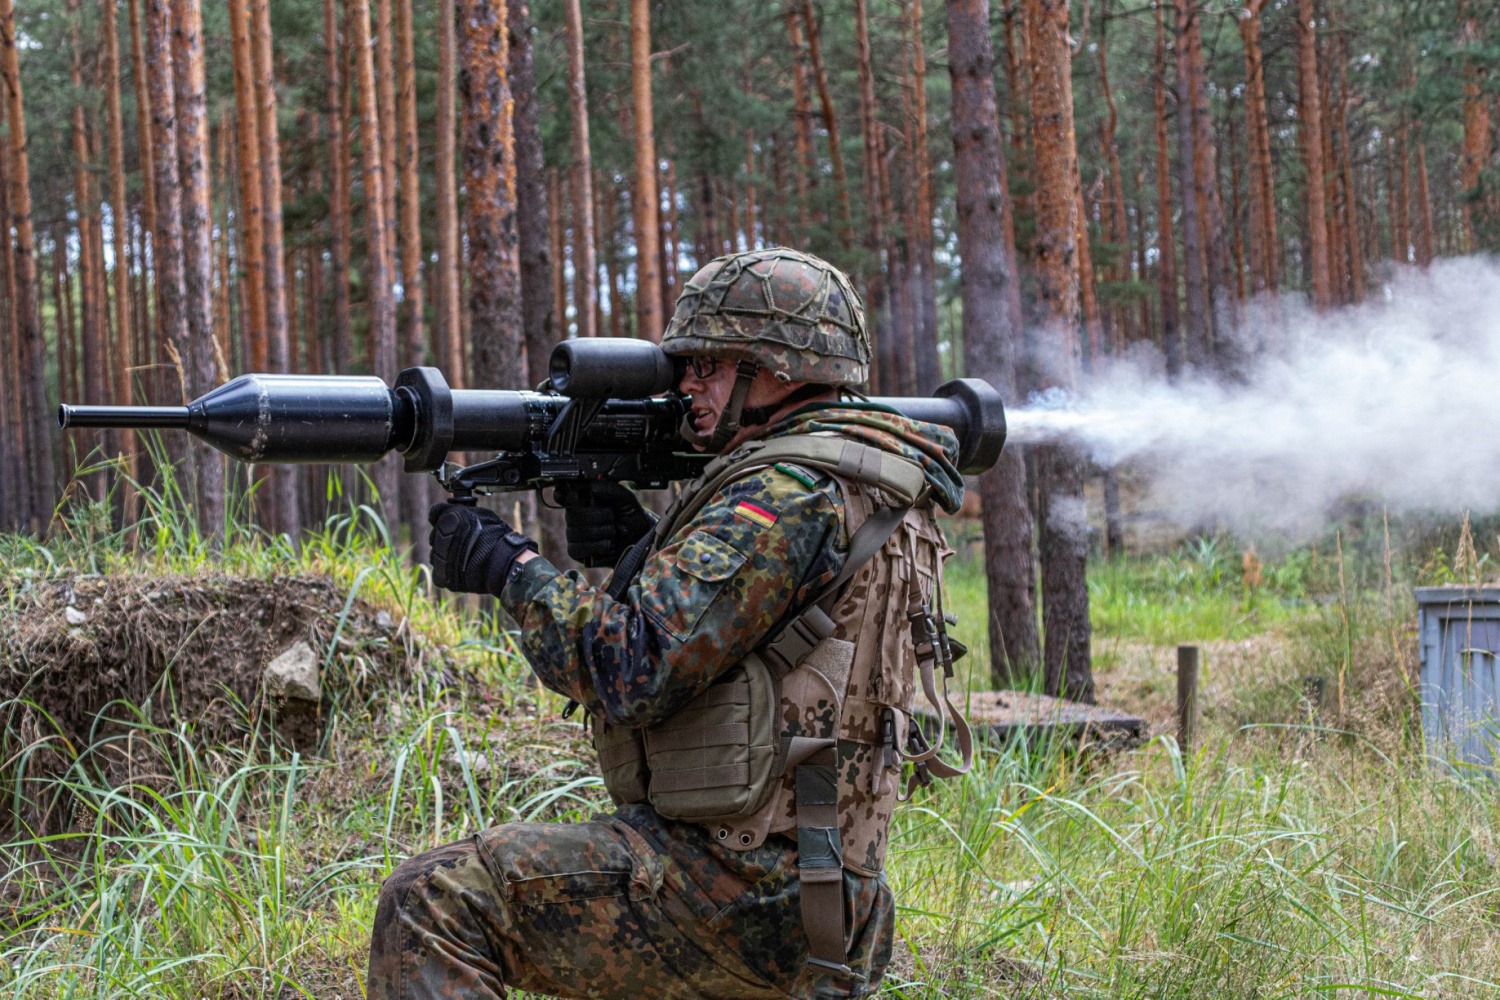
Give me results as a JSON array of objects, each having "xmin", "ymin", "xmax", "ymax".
[
  {"xmin": 64, "ymin": 606, "xmax": 88, "ymax": 626},
  {"xmin": 263, "ymin": 641, "xmax": 321, "ymax": 703}
]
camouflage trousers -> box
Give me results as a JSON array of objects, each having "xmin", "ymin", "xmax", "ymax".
[{"xmin": 366, "ymin": 804, "xmax": 894, "ymax": 999}]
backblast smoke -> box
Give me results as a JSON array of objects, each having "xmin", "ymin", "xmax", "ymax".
[{"xmin": 1004, "ymin": 257, "xmax": 1500, "ymax": 539}]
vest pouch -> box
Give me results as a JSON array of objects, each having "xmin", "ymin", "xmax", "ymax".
[
  {"xmin": 593, "ymin": 720, "xmax": 649, "ymax": 806},
  {"xmin": 645, "ymin": 655, "xmax": 779, "ymax": 822}
]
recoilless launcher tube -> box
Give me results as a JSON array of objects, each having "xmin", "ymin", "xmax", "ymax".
[{"xmin": 59, "ymin": 340, "xmax": 1007, "ymax": 497}]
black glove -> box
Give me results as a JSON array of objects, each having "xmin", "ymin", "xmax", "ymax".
[
  {"xmin": 427, "ymin": 501, "xmax": 538, "ymax": 594},
  {"xmin": 556, "ymin": 482, "xmax": 655, "ymax": 568}
]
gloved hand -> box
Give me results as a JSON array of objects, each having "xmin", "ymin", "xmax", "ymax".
[
  {"xmin": 556, "ymin": 481, "xmax": 655, "ymax": 568},
  {"xmin": 427, "ymin": 501, "xmax": 538, "ymax": 594}
]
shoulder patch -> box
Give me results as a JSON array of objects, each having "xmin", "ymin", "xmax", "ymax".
[
  {"xmin": 732, "ymin": 499, "xmax": 779, "ymax": 529},
  {"xmin": 773, "ymin": 462, "xmax": 821, "ymax": 490}
]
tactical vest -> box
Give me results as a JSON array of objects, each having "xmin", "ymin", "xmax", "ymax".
[{"xmin": 590, "ymin": 431, "xmax": 974, "ymax": 983}]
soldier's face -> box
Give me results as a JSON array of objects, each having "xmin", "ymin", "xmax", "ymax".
[{"xmin": 678, "ymin": 356, "xmax": 793, "ymax": 451}]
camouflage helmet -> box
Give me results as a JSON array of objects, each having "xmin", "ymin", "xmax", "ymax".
[{"xmin": 661, "ymin": 248, "xmax": 869, "ymax": 387}]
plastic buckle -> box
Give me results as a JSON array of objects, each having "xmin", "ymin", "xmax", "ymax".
[{"xmin": 806, "ymin": 957, "xmax": 862, "ymax": 999}]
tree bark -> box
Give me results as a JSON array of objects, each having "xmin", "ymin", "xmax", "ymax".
[
  {"xmin": 1394, "ymin": 111, "xmax": 1412, "ymax": 264},
  {"xmin": 1460, "ymin": 2, "xmax": 1489, "ymax": 252},
  {"xmin": 800, "ymin": 0, "xmax": 854, "ymax": 246},
  {"xmin": 629, "ymin": 0, "xmax": 662, "ymax": 340},
  {"xmin": 395, "ymin": 0, "xmax": 426, "ymax": 368},
  {"xmin": 375, "ymin": 0, "xmax": 399, "ymax": 292},
  {"xmin": 564, "ymin": 0, "xmax": 597, "ymax": 339},
  {"xmin": 325, "ymin": 0, "xmax": 350, "ymax": 372},
  {"xmin": 127, "ymin": 0, "xmax": 156, "ymax": 379},
  {"xmin": 946, "ymin": 0, "xmax": 1040, "ymax": 685},
  {"xmin": 1172, "ymin": 0, "xmax": 1210, "ymax": 369},
  {"xmin": 1098, "ymin": 2, "xmax": 1130, "ymax": 349},
  {"xmin": 511, "ymin": 0, "xmax": 552, "ymax": 378},
  {"xmin": 249, "ymin": 0, "xmax": 298, "ymax": 534},
  {"xmin": 228, "ymin": 0, "xmax": 266, "ymax": 371},
  {"xmin": 68, "ymin": 2, "xmax": 105, "ymax": 495},
  {"xmin": 1183, "ymin": 2, "xmax": 1233, "ymax": 345},
  {"xmin": 350, "ymin": 0, "xmax": 399, "ymax": 512},
  {"xmin": 785, "ymin": 2, "xmax": 815, "ymax": 237},
  {"xmin": 1330, "ymin": 6, "xmax": 1362, "ymax": 302},
  {"xmin": 1296, "ymin": 0, "xmax": 1332, "ymax": 308},
  {"xmin": 1025, "ymin": 0, "xmax": 1093, "ymax": 703},
  {"xmin": 171, "ymin": 0, "xmax": 224, "ymax": 534},
  {"xmin": 1240, "ymin": 0, "xmax": 1277, "ymax": 292},
  {"xmin": 459, "ymin": 0, "xmax": 525, "ymax": 387},
  {"xmin": 0, "ymin": 56, "xmax": 49, "ymax": 529},
  {"xmin": 435, "ymin": 0, "xmax": 462, "ymax": 384},
  {"xmin": 0, "ymin": 96, "xmax": 19, "ymax": 531},
  {"xmin": 854, "ymin": 0, "xmax": 892, "ymax": 393},
  {"xmin": 1154, "ymin": 0, "xmax": 1181, "ymax": 377},
  {"xmin": 1414, "ymin": 129, "xmax": 1435, "ymax": 267},
  {"xmin": 907, "ymin": 0, "xmax": 942, "ymax": 392},
  {"xmin": 103, "ymin": 0, "xmax": 137, "ymax": 510}
]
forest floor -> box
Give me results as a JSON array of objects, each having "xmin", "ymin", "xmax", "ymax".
[{"xmin": 2, "ymin": 502, "xmax": 1499, "ymax": 998}]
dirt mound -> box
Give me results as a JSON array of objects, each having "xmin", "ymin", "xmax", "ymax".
[{"xmin": 2, "ymin": 573, "xmax": 410, "ymax": 747}]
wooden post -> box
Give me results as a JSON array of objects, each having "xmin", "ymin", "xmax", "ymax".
[{"xmin": 1177, "ymin": 644, "xmax": 1200, "ymax": 749}]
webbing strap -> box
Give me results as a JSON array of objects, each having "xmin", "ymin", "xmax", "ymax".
[
  {"xmin": 795, "ymin": 746, "xmax": 850, "ymax": 979},
  {"xmin": 597, "ymin": 736, "xmax": 644, "ymax": 772},
  {"xmin": 648, "ymin": 762, "xmax": 750, "ymax": 793},
  {"xmin": 686, "ymin": 683, "xmax": 751, "ymax": 708},
  {"xmin": 645, "ymin": 722, "xmax": 749, "ymax": 753}
]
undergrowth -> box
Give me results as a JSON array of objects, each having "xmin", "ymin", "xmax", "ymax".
[{"xmin": 2, "ymin": 469, "xmax": 1498, "ymax": 997}]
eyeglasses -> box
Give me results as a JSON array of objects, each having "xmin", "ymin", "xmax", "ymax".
[{"xmin": 683, "ymin": 356, "xmax": 719, "ymax": 380}]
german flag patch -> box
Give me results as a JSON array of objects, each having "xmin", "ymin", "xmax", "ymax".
[{"xmin": 733, "ymin": 500, "xmax": 779, "ymax": 529}]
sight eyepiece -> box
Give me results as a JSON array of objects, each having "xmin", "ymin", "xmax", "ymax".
[{"xmin": 549, "ymin": 339, "xmax": 679, "ymax": 399}]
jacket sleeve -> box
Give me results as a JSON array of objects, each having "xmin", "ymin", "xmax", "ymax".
[{"xmin": 499, "ymin": 469, "xmax": 847, "ymax": 728}]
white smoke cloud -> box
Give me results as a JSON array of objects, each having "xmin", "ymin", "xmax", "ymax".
[{"xmin": 1007, "ymin": 256, "xmax": 1500, "ymax": 538}]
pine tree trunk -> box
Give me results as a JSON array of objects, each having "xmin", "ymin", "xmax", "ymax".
[
  {"xmin": 0, "ymin": 92, "xmax": 14, "ymax": 531},
  {"xmin": 1414, "ymin": 131, "xmax": 1435, "ymax": 267},
  {"xmin": 800, "ymin": 0, "xmax": 854, "ymax": 245},
  {"xmin": 602, "ymin": 176, "xmax": 623, "ymax": 337},
  {"xmin": 103, "ymin": 0, "xmax": 137, "ymax": 512},
  {"xmin": 1297, "ymin": 0, "xmax": 1332, "ymax": 307},
  {"xmin": 395, "ymin": 0, "xmax": 426, "ymax": 367},
  {"xmin": 143, "ymin": 0, "xmax": 190, "ymax": 488},
  {"xmin": 1098, "ymin": 3, "xmax": 1130, "ymax": 350},
  {"xmin": 550, "ymin": 170, "xmax": 568, "ymax": 342},
  {"xmin": 512, "ymin": 0, "xmax": 553, "ymax": 370},
  {"xmin": 1173, "ymin": 0, "xmax": 1210, "ymax": 369},
  {"xmin": 1154, "ymin": 0, "xmax": 1181, "ymax": 377},
  {"xmin": 375, "ymin": 0, "xmax": 399, "ymax": 291},
  {"xmin": 1394, "ymin": 113, "xmax": 1412, "ymax": 263},
  {"xmin": 325, "ymin": 0, "xmax": 350, "ymax": 373},
  {"xmin": 1184, "ymin": 2, "xmax": 1233, "ymax": 346},
  {"xmin": 228, "ymin": 0, "xmax": 266, "ymax": 370},
  {"xmin": 629, "ymin": 0, "xmax": 662, "ymax": 340},
  {"xmin": 0, "ymin": 81, "xmax": 38, "ymax": 530},
  {"xmin": 127, "ymin": 0, "xmax": 157, "ymax": 369},
  {"xmin": 854, "ymin": 0, "xmax": 892, "ymax": 393},
  {"xmin": 350, "ymin": 0, "xmax": 398, "ymax": 513},
  {"xmin": 1330, "ymin": 7, "xmax": 1363, "ymax": 302},
  {"xmin": 171, "ymin": 0, "xmax": 224, "ymax": 534},
  {"xmin": 785, "ymin": 2, "xmax": 815, "ymax": 237},
  {"xmin": 459, "ymin": 0, "xmax": 524, "ymax": 387},
  {"xmin": 250, "ymin": 0, "xmax": 298, "ymax": 534},
  {"xmin": 1240, "ymin": 0, "xmax": 1277, "ymax": 292},
  {"xmin": 1025, "ymin": 0, "xmax": 1093, "ymax": 703},
  {"xmin": 564, "ymin": 0, "xmax": 597, "ymax": 339},
  {"xmin": 70, "ymin": 3, "xmax": 104, "ymax": 496},
  {"xmin": 907, "ymin": 0, "xmax": 942, "ymax": 393},
  {"xmin": 1460, "ymin": 2, "xmax": 1489, "ymax": 252},
  {"xmin": 435, "ymin": 0, "xmax": 462, "ymax": 384},
  {"xmin": 946, "ymin": 0, "xmax": 1040, "ymax": 685}
]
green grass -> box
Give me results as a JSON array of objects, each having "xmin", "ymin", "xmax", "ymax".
[{"xmin": 4, "ymin": 477, "xmax": 1500, "ymax": 997}]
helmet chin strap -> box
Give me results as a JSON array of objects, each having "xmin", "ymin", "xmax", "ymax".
[
  {"xmin": 679, "ymin": 359, "xmax": 761, "ymax": 451},
  {"xmin": 681, "ymin": 361, "xmax": 835, "ymax": 452}
]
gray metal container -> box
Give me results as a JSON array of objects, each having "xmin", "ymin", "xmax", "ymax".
[{"xmin": 1415, "ymin": 586, "xmax": 1500, "ymax": 775}]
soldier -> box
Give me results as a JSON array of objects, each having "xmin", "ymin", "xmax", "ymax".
[{"xmin": 368, "ymin": 248, "xmax": 969, "ymax": 999}]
